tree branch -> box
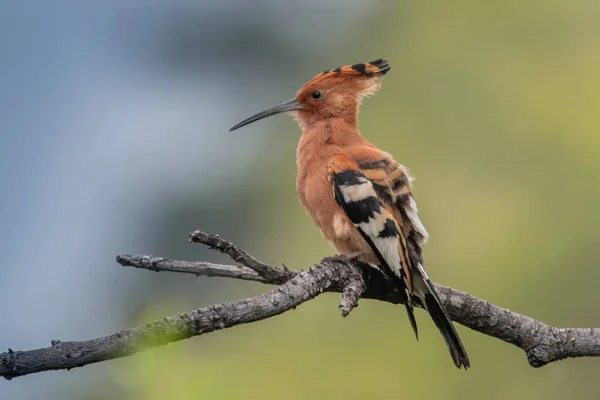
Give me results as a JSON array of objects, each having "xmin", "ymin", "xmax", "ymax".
[
  {"xmin": 188, "ymin": 230, "xmax": 292, "ymax": 283},
  {"xmin": 116, "ymin": 254, "xmax": 268, "ymax": 283},
  {"xmin": 2, "ymin": 230, "xmax": 599, "ymax": 380}
]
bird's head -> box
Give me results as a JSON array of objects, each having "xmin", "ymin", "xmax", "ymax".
[{"xmin": 229, "ymin": 59, "xmax": 391, "ymax": 131}]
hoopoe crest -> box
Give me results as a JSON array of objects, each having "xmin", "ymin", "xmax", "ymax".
[{"xmin": 230, "ymin": 59, "xmax": 470, "ymax": 369}]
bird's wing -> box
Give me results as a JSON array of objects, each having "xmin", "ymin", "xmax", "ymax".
[
  {"xmin": 327, "ymin": 145, "xmax": 428, "ymax": 338},
  {"xmin": 328, "ymin": 145, "xmax": 470, "ymax": 369}
]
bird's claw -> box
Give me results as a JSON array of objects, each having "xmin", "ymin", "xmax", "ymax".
[{"xmin": 324, "ymin": 252, "xmax": 362, "ymax": 265}]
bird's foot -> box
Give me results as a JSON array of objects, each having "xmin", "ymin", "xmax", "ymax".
[{"xmin": 323, "ymin": 252, "xmax": 362, "ymax": 265}]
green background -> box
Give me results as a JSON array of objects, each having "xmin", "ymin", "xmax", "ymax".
[{"xmin": 111, "ymin": 1, "xmax": 600, "ymax": 399}]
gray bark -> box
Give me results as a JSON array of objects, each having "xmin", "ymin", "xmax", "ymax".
[{"xmin": 1, "ymin": 230, "xmax": 599, "ymax": 380}]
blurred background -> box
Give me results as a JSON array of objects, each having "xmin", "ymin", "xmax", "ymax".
[{"xmin": 1, "ymin": 0, "xmax": 600, "ymax": 399}]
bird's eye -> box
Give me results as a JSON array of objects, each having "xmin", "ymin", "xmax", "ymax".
[{"xmin": 312, "ymin": 90, "xmax": 322, "ymax": 99}]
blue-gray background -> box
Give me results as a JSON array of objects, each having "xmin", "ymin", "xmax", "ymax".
[{"xmin": 2, "ymin": 1, "xmax": 600, "ymax": 399}]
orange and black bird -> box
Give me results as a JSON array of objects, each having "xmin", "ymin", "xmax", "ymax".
[{"xmin": 230, "ymin": 59, "xmax": 470, "ymax": 369}]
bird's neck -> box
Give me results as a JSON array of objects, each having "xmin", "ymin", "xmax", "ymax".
[{"xmin": 296, "ymin": 118, "xmax": 365, "ymax": 172}]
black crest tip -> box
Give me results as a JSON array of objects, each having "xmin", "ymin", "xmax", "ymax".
[{"xmin": 368, "ymin": 58, "xmax": 385, "ymax": 66}]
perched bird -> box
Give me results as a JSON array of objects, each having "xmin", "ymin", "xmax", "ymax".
[{"xmin": 230, "ymin": 59, "xmax": 470, "ymax": 369}]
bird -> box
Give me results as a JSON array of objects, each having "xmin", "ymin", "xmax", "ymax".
[{"xmin": 229, "ymin": 58, "xmax": 470, "ymax": 369}]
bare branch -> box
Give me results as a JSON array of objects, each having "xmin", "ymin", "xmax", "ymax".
[
  {"xmin": 0, "ymin": 258, "xmax": 355, "ymax": 380},
  {"xmin": 188, "ymin": 230, "xmax": 291, "ymax": 283},
  {"xmin": 116, "ymin": 254, "xmax": 268, "ymax": 283},
  {"xmin": 2, "ymin": 230, "xmax": 600, "ymax": 380},
  {"xmin": 338, "ymin": 267, "xmax": 364, "ymax": 317},
  {"xmin": 433, "ymin": 285, "xmax": 600, "ymax": 368}
]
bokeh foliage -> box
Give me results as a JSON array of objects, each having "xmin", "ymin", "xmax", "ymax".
[{"xmin": 115, "ymin": 1, "xmax": 600, "ymax": 398}]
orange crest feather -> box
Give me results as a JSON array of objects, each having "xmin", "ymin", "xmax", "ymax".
[{"xmin": 297, "ymin": 59, "xmax": 391, "ymax": 101}]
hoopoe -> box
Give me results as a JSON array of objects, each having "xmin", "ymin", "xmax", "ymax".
[{"xmin": 230, "ymin": 59, "xmax": 470, "ymax": 369}]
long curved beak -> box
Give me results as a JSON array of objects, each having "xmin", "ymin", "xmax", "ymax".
[{"xmin": 229, "ymin": 99, "xmax": 302, "ymax": 131}]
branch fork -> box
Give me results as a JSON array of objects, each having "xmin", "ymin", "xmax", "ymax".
[{"xmin": 2, "ymin": 229, "xmax": 599, "ymax": 380}]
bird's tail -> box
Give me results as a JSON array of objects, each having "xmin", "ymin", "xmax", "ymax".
[{"xmin": 413, "ymin": 263, "xmax": 470, "ymax": 370}]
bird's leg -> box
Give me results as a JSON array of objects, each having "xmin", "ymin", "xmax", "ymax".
[
  {"xmin": 322, "ymin": 252, "xmax": 362, "ymax": 265},
  {"xmin": 322, "ymin": 253, "xmax": 385, "ymax": 287}
]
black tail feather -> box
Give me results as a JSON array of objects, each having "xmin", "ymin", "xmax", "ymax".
[
  {"xmin": 403, "ymin": 297, "xmax": 419, "ymax": 341},
  {"xmin": 421, "ymin": 282, "xmax": 470, "ymax": 369},
  {"xmin": 384, "ymin": 265, "xmax": 419, "ymax": 341},
  {"xmin": 353, "ymin": 228, "xmax": 420, "ymax": 340}
]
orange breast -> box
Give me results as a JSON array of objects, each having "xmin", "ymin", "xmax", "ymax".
[
  {"xmin": 296, "ymin": 154, "xmax": 378, "ymax": 264},
  {"xmin": 295, "ymin": 120, "xmax": 379, "ymax": 263}
]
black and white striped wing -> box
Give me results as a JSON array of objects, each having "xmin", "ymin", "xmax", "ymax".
[{"xmin": 328, "ymin": 156, "xmax": 419, "ymax": 338}]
